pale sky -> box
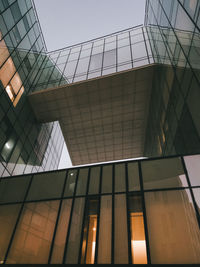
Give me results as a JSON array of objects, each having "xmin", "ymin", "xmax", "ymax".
[
  {"xmin": 34, "ymin": 0, "xmax": 146, "ymax": 51},
  {"xmin": 34, "ymin": 0, "xmax": 146, "ymax": 168}
]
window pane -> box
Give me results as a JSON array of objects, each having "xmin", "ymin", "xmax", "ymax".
[
  {"xmin": 97, "ymin": 195, "xmax": 112, "ymax": 264},
  {"xmin": 129, "ymin": 194, "xmax": 147, "ymax": 264},
  {"xmin": 145, "ymin": 190, "xmax": 200, "ymax": 264},
  {"xmin": 7, "ymin": 201, "xmax": 59, "ymax": 264},
  {"xmin": 27, "ymin": 171, "xmax": 66, "ymax": 201},
  {"xmin": 51, "ymin": 199, "xmax": 72, "ymax": 264},
  {"xmin": 76, "ymin": 168, "xmax": 88, "ymax": 196},
  {"xmin": 80, "ymin": 198, "xmax": 98, "ymax": 264},
  {"xmin": 101, "ymin": 165, "xmax": 112, "ymax": 193},
  {"xmin": 141, "ymin": 157, "xmax": 188, "ymax": 190},
  {"xmin": 0, "ymin": 175, "xmax": 31, "ymax": 203},
  {"xmin": 128, "ymin": 162, "xmax": 140, "ymax": 191},
  {"xmin": 64, "ymin": 169, "xmax": 77, "ymax": 197},
  {"xmin": 115, "ymin": 163, "xmax": 126, "ymax": 192},
  {"xmin": 184, "ymin": 154, "xmax": 200, "ymax": 186},
  {"xmin": 0, "ymin": 204, "xmax": 21, "ymax": 262},
  {"xmin": 65, "ymin": 197, "xmax": 85, "ymax": 264},
  {"xmin": 114, "ymin": 194, "xmax": 128, "ymax": 263},
  {"xmin": 88, "ymin": 166, "xmax": 100, "ymax": 195}
]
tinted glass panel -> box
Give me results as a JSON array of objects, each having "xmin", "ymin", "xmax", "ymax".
[
  {"xmin": 115, "ymin": 163, "xmax": 126, "ymax": 193},
  {"xmin": 145, "ymin": 190, "xmax": 200, "ymax": 264},
  {"xmin": 51, "ymin": 199, "xmax": 72, "ymax": 264},
  {"xmin": 7, "ymin": 201, "xmax": 59, "ymax": 264},
  {"xmin": 76, "ymin": 168, "xmax": 88, "ymax": 196},
  {"xmin": 141, "ymin": 157, "xmax": 188, "ymax": 190},
  {"xmin": 97, "ymin": 195, "xmax": 112, "ymax": 263},
  {"xmin": 64, "ymin": 170, "xmax": 77, "ymax": 197},
  {"xmin": 114, "ymin": 194, "xmax": 128, "ymax": 263},
  {"xmin": 101, "ymin": 165, "xmax": 112, "ymax": 193},
  {"xmin": 88, "ymin": 166, "xmax": 100, "ymax": 195},
  {"xmin": 128, "ymin": 162, "xmax": 140, "ymax": 191},
  {"xmin": 0, "ymin": 204, "xmax": 21, "ymax": 262},
  {"xmin": 0, "ymin": 175, "xmax": 31, "ymax": 203},
  {"xmin": 65, "ymin": 197, "xmax": 85, "ymax": 264},
  {"xmin": 27, "ymin": 171, "xmax": 66, "ymax": 201}
]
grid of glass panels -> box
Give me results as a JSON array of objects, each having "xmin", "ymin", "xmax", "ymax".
[
  {"xmin": 0, "ymin": 0, "xmax": 64, "ymax": 177},
  {"xmin": 0, "ymin": 154, "xmax": 200, "ymax": 264},
  {"xmin": 34, "ymin": 25, "xmax": 154, "ymax": 91},
  {"xmin": 143, "ymin": 0, "xmax": 200, "ymax": 159}
]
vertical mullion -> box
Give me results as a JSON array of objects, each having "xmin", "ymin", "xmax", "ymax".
[
  {"xmin": 62, "ymin": 169, "xmax": 79, "ymax": 264},
  {"xmin": 142, "ymin": 26, "xmax": 150, "ymax": 64},
  {"xmin": 94, "ymin": 165, "xmax": 103, "ymax": 263},
  {"xmin": 101, "ymin": 38, "xmax": 106, "ymax": 76},
  {"xmin": 4, "ymin": 173, "xmax": 34, "ymax": 263},
  {"xmin": 78, "ymin": 168, "xmax": 91, "ymax": 263},
  {"xmin": 116, "ymin": 35, "xmax": 118, "ymax": 72},
  {"xmin": 128, "ymin": 31, "xmax": 134, "ymax": 68},
  {"xmin": 181, "ymin": 157, "xmax": 200, "ymax": 228},
  {"xmin": 86, "ymin": 42, "xmax": 94, "ymax": 80},
  {"xmin": 48, "ymin": 169, "xmax": 69, "ymax": 263},
  {"xmin": 125, "ymin": 162, "xmax": 132, "ymax": 264},
  {"xmin": 138, "ymin": 161, "xmax": 151, "ymax": 264},
  {"xmin": 111, "ymin": 164, "xmax": 115, "ymax": 264},
  {"xmin": 45, "ymin": 50, "xmax": 61, "ymax": 87},
  {"xmin": 58, "ymin": 48, "xmax": 71, "ymax": 85},
  {"xmin": 72, "ymin": 45, "xmax": 82, "ymax": 83}
]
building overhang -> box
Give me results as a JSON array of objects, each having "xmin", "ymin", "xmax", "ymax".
[{"xmin": 28, "ymin": 64, "xmax": 156, "ymax": 165}]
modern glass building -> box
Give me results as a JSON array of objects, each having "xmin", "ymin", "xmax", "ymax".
[
  {"xmin": 0, "ymin": 0, "xmax": 200, "ymax": 264},
  {"xmin": 0, "ymin": 0, "xmax": 64, "ymax": 177}
]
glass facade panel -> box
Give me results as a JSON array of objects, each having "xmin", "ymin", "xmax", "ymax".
[
  {"xmin": 115, "ymin": 163, "xmax": 126, "ymax": 192},
  {"xmin": 76, "ymin": 168, "xmax": 88, "ymax": 196},
  {"xmin": 26, "ymin": 171, "xmax": 66, "ymax": 201},
  {"xmin": 128, "ymin": 162, "xmax": 140, "ymax": 191},
  {"xmin": 51, "ymin": 199, "xmax": 72, "ymax": 264},
  {"xmin": 114, "ymin": 194, "xmax": 128, "ymax": 263},
  {"xmin": 64, "ymin": 169, "xmax": 77, "ymax": 197},
  {"xmin": 101, "ymin": 165, "xmax": 112, "ymax": 193},
  {"xmin": 88, "ymin": 166, "xmax": 100, "ymax": 195},
  {"xmin": 6, "ymin": 201, "xmax": 59, "ymax": 264},
  {"xmin": 65, "ymin": 197, "xmax": 85, "ymax": 264},
  {"xmin": 97, "ymin": 195, "xmax": 112, "ymax": 264},
  {"xmin": 0, "ymin": 175, "xmax": 31, "ymax": 203},
  {"xmin": 0, "ymin": 204, "xmax": 21, "ymax": 263},
  {"xmin": 145, "ymin": 190, "xmax": 200, "ymax": 264},
  {"xmin": 80, "ymin": 198, "xmax": 98, "ymax": 264},
  {"xmin": 141, "ymin": 157, "xmax": 188, "ymax": 190},
  {"xmin": 129, "ymin": 194, "xmax": 147, "ymax": 264}
]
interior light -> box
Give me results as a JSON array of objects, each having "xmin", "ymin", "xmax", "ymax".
[
  {"xmin": 5, "ymin": 142, "xmax": 11, "ymax": 149},
  {"xmin": 70, "ymin": 173, "xmax": 74, "ymax": 176},
  {"xmin": 6, "ymin": 84, "xmax": 15, "ymax": 102}
]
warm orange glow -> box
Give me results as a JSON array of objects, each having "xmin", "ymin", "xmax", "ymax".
[
  {"xmin": 130, "ymin": 212, "xmax": 147, "ymax": 264},
  {"xmin": 86, "ymin": 215, "xmax": 97, "ymax": 264},
  {"xmin": 0, "ymin": 31, "xmax": 24, "ymax": 106},
  {"xmin": 6, "ymin": 85, "xmax": 15, "ymax": 101}
]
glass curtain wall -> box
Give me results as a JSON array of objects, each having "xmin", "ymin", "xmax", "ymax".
[
  {"xmin": 0, "ymin": 154, "xmax": 200, "ymax": 264},
  {"xmin": 144, "ymin": 0, "xmax": 200, "ymax": 158},
  {"xmin": 0, "ymin": 0, "xmax": 64, "ymax": 177}
]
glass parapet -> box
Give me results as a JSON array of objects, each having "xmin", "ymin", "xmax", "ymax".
[{"xmin": 33, "ymin": 25, "xmax": 154, "ymax": 91}]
